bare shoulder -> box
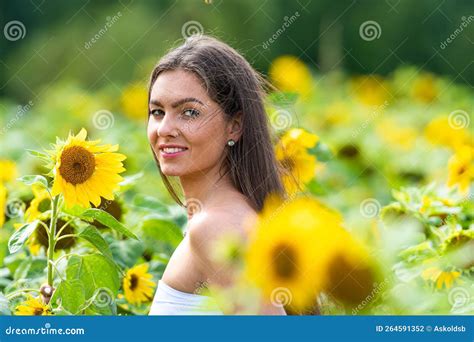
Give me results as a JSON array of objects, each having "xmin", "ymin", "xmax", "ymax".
[{"xmin": 187, "ymin": 197, "xmax": 257, "ymax": 251}]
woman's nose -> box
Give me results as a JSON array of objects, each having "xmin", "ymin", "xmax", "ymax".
[{"xmin": 157, "ymin": 113, "xmax": 179, "ymax": 138}]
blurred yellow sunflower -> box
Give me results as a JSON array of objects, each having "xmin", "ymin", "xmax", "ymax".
[
  {"xmin": 50, "ymin": 128, "xmax": 126, "ymax": 208},
  {"xmin": 123, "ymin": 263, "xmax": 155, "ymax": 305},
  {"xmin": 0, "ymin": 183, "xmax": 6, "ymax": 227},
  {"xmin": 269, "ymin": 56, "xmax": 313, "ymax": 98},
  {"xmin": 321, "ymin": 229, "xmax": 376, "ymax": 308},
  {"xmin": 352, "ymin": 75, "xmax": 390, "ymax": 106},
  {"xmin": 245, "ymin": 195, "xmax": 343, "ymax": 311},
  {"xmin": 424, "ymin": 116, "xmax": 471, "ymax": 150},
  {"xmin": 411, "ymin": 73, "xmax": 438, "ymax": 103},
  {"xmin": 422, "ymin": 267, "xmax": 461, "ymax": 289},
  {"xmin": 447, "ymin": 145, "xmax": 473, "ymax": 193},
  {"xmin": 275, "ymin": 128, "xmax": 319, "ymax": 195},
  {"xmin": 15, "ymin": 296, "xmax": 52, "ymax": 316},
  {"xmin": 120, "ymin": 83, "xmax": 148, "ymax": 120},
  {"xmin": 25, "ymin": 184, "xmax": 51, "ymax": 222},
  {"xmin": 375, "ymin": 119, "xmax": 417, "ymax": 150},
  {"xmin": 0, "ymin": 160, "xmax": 17, "ymax": 183}
]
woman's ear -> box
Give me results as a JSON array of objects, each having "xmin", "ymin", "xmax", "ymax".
[{"xmin": 227, "ymin": 111, "xmax": 243, "ymax": 142}]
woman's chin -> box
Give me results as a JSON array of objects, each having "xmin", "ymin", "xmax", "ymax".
[{"xmin": 161, "ymin": 167, "xmax": 184, "ymax": 177}]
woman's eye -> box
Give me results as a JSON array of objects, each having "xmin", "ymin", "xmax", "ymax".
[
  {"xmin": 149, "ymin": 109, "xmax": 165, "ymax": 117},
  {"xmin": 183, "ymin": 109, "xmax": 200, "ymax": 118}
]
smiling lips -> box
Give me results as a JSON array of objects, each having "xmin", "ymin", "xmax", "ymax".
[{"xmin": 159, "ymin": 144, "xmax": 188, "ymax": 158}]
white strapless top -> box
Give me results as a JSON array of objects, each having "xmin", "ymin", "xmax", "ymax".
[{"xmin": 148, "ymin": 280, "xmax": 223, "ymax": 315}]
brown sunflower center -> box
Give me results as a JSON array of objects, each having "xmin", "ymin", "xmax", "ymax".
[
  {"xmin": 37, "ymin": 219, "xmax": 76, "ymax": 250},
  {"xmin": 59, "ymin": 146, "xmax": 95, "ymax": 185},
  {"xmin": 272, "ymin": 244, "xmax": 297, "ymax": 280},
  {"xmin": 326, "ymin": 254, "xmax": 374, "ymax": 306},
  {"xmin": 130, "ymin": 274, "xmax": 139, "ymax": 290},
  {"xmin": 34, "ymin": 307, "xmax": 44, "ymax": 316},
  {"xmin": 457, "ymin": 165, "xmax": 467, "ymax": 175}
]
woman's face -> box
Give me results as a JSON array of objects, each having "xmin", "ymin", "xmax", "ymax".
[{"xmin": 148, "ymin": 69, "xmax": 234, "ymax": 177}]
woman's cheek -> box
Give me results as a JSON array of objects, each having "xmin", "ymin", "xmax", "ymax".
[{"xmin": 147, "ymin": 120, "xmax": 158, "ymax": 145}]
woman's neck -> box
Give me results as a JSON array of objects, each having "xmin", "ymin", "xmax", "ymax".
[{"xmin": 179, "ymin": 165, "xmax": 236, "ymax": 218}]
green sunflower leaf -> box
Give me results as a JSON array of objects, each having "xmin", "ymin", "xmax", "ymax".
[
  {"xmin": 132, "ymin": 194, "xmax": 169, "ymax": 216},
  {"xmin": 66, "ymin": 254, "xmax": 120, "ymax": 300},
  {"xmin": 78, "ymin": 226, "xmax": 113, "ymax": 261},
  {"xmin": 25, "ymin": 149, "xmax": 50, "ymax": 160},
  {"xmin": 8, "ymin": 220, "xmax": 40, "ymax": 254},
  {"xmin": 80, "ymin": 209, "xmax": 138, "ymax": 240},
  {"xmin": 16, "ymin": 175, "xmax": 49, "ymax": 189},
  {"xmin": 51, "ymin": 279, "xmax": 86, "ymax": 314}
]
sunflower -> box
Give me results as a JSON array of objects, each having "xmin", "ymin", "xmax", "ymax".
[
  {"xmin": 447, "ymin": 145, "xmax": 474, "ymax": 193},
  {"xmin": 351, "ymin": 75, "xmax": 390, "ymax": 106},
  {"xmin": 375, "ymin": 119, "xmax": 417, "ymax": 150},
  {"xmin": 411, "ymin": 73, "xmax": 438, "ymax": 103},
  {"xmin": 50, "ymin": 128, "xmax": 126, "ymax": 208},
  {"xmin": 321, "ymin": 230, "xmax": 376, "ymax": 308},
  {"xmin": 424, "ymin": 116, "xmax": 471, "ymax": 150},
  {"xmin": 245, "ymin": 195, "xmax": 343, "ymax": 311},
  {"xmin": 269, "ymin": 56, "xmax": 313, "ymax": 98},
  {"xmin": 15, "ymin": 296, "xmax": 52, "ymax": 316},
  {"xmin": 422, "ymin": 267, "xmax": 461, "ymax": 289},
  {"xmin": 0, "ymin": 160, "xmax": 17, "ymax": 183},
  {"xmin": 35, "ymin": 216, "xmax": 77, "ymax": 251},
  {"xmin": 25, "ymin": 184, "xmax": 51, "ymax": 222},
  {"xmin": 120, "ymin": 83, "xmax": 148, "ymax": 120},
  {"xmin": 275, "ymin": 128, "xmax": 319, "ymax": 195},
  {"xmin": 123, "ymin": 263, "xmax": 155, "ymax": 305},
  {"xmin": 0, "ymin": 183, "xmax": 6, "ymax": 228}
]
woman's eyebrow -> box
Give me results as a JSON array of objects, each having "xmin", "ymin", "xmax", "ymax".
[{"xmin": 149, "ymin": 97, "xmax": 204, "ymax": 108}]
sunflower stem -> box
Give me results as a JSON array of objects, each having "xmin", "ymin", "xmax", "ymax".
[
  {"xmin": 55, "ymin": 218, "xmax": 74, "ymax": 239},
  {"xmin": 47, "ymin": 196, "xmax": 59, "ymax": 286},
  {"xmin": 54, "ymin": 233, "xmax": 77, "ymax": 242}
]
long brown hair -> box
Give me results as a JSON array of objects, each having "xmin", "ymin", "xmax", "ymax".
[{"xmin": 148, "ymin": 35, "xmax": 285, "ymax": 212}]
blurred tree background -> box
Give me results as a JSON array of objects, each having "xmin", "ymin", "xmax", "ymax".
[{"xmin": 1, "ymin": 0, "xmax": 473, "ymax": 102}]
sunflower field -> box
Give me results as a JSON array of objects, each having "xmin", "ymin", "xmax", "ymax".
[
  {"xmin": 0, "ymin": 50, "xmax": 472, "ymax": 316},
  {"xmin": 3, "ymin": 0, "xmax": 474, "ymax": 310}
]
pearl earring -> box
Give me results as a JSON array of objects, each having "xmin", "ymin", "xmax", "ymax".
[{"xmin": 227, "ymin": 139, "xmax": 235, "ymax": 147}]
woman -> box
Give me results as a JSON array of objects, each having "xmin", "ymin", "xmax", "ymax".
[{"xmin": 147, "ymin": 35, "xmax": 287, "ymax": 315}]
